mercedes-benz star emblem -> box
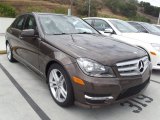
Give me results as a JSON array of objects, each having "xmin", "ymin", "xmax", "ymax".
[{"xmin": 138, "ymin": 60, "xmax": 144, "ymax": 73}]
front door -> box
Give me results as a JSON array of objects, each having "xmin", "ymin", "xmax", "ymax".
[{"xmin": 20, "ymin": 15, "xmax": 40, "ymax": 70}]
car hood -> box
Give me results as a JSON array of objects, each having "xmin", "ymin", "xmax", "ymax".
[
  {"xmin": 150, "ymin": 32, "xmax": 160, "ymax": 36},
  {"xmin": 121, "ymin": 33, "xmax": 160, "ymax": 44},
  {"xmin": 45, "ymin": 34, "xmax": 147, "ymax": 66}
]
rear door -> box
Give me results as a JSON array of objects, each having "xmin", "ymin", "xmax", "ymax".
[{"xmin": 7, "ymin": 15, "xmax": 27, "ymax": 59}]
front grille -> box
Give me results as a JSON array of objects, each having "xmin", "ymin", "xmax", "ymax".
[
  {"xmin": 116, "ymin": 79, "xmax": 150, "ymax": 100},
  {"xmin": 116, "ymin": 56, "xmax": 149, "ymax": 76}
]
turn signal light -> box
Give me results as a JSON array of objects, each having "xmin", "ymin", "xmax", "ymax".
[
  {"xmin": 150, "ymin": 51, "xmax": 157, "ymax": 56},
  {"xmin": 72, "ymin": 77, "xmax": 85, "ymax": 86}
]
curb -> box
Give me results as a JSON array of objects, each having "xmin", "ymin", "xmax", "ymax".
[
  {"xmin": 0, "ymin": 50, "xmax": 6, "ymax": 54},
  {"xmin": 0, "ymin": 33, "xmax": 6, "ymax": 54}
]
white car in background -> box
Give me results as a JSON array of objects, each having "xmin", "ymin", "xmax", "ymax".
[
  {"xmin": 154, "ymin": 24, "xmax": 160, "ymax": 30},
  {"xmin": 83, "ymin": 17, "xmax": 160, "ymax": 70}
]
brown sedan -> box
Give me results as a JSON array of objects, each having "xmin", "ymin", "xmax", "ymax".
[{"xmin": 6, "ymin": 13, "xmax": 152, "ymax": 108}]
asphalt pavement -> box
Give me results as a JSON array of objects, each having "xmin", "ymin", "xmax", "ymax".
[{"xmin": 0, "ymin": 54, "xmax": 159, "ymax": 120}]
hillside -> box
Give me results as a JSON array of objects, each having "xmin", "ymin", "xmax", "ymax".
[{"xmin": 0, "ymin": 0, "xmax": 158, "ymax": 23}]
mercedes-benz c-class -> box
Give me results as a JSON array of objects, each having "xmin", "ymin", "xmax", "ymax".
[{"xmin": 6, "ymin": 13, "xmax": 151, "ymax": 107}]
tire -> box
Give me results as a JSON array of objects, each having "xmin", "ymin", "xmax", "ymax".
[
  {"xmin": 47, "ymin": 63, "xmax": 74, "ymax": 107},
  {"xmin": 6, "ymin": 42, "xmax": 17, "ymax": 62}
]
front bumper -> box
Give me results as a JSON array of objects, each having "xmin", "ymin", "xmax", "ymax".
[
  {"xmin": 152, "ymin": 65, "xmax": 160, "ymax": 70},
  {"xmin": 64, "ymin": 62, "xmax": 152, "ymax": 107},
  {"xmin": 84, "ymin": 95, "xmax": 114, "ymax": 101},
  {"xmin": 151, "ymin": 53, "xmax": 160, "ymax": 70}
]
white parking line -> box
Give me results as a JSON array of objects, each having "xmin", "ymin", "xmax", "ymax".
[
  {"xmin": 0, "ymin": 66, "xmax": 41, "ymax": 120},
  {"xmin": 0, "ymin": 63, "xmax": 51, "ymax": 120},
  {"xmin": 0, "ymin": 54, "xmax": 160, "ymax": 120}
]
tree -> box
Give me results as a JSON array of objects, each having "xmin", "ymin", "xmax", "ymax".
[
  {"xmin": 0, "ymin": 3, "xmax": 16, "ymax": 17},
  {"xmin": 104, "ymin": 0, "xmax": 137, "ymax": 17},
  {"xmin": 120, "ymin": 3, "xmax": 137, "ymax": 17},
  {"xmin": 139, "ymin": 1, "xmax": 160, "ymax": 17},
  {"xmin": 76, "ymin": 0, "xmax": 98, "ymax": 17}
]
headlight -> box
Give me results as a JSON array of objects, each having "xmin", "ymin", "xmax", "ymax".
[
  {"xmin": 151, "ymin": 43, "xmax": 160, "ymax": 52},
  {"xmin": 77, "ymin": 58, "xmax": 115, "ymax": 77}
]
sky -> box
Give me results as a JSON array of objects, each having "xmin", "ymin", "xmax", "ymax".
[{"xmin": 138, "ymin": 0, "xmax": 160, "ymax": 7}]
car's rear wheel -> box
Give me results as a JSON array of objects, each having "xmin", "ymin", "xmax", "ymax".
[
  {"xmin": 6, "ymin": 42, "xmax": 16, "ymax": 62},
  {"xmin": 47, "ymin": 63, "xmax": 74, "ymax": 107}
]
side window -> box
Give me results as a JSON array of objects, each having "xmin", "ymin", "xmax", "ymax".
[
  {"xmin": 85, "ymin": 19, "xmax": 94, "ymax": 27},
  {"xmin": 129, "ymin": 22, "xmax": 148, "ymax": 33},
  {"xmin": 24, "ymin": 15, "xmax": 37, "ymax": 30},
  {"xmin": 94, "ymin": 19, "xmax": 111, "ymax": 31},
  {"xmin": 13, "ymin": 16, "xmax": 25, "ymax": 30},
  {"xmin": 85, "ymin": 19, "xmax": 93, "ymax": 26}
]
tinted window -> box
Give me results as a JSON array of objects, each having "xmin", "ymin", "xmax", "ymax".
[
  {"xmin": 24, "ymin": 15, "xmax": 36, "ymax": 30},
  {"xmin": 39, "ymin": 15, "xmax": 98, "ymax": 35},
  {"xmin": 129, "ymin": 22, "xmax": 148, "ymax": 33},
  {"xmin": 13, "ymin": 16, "xmax": 25, "ymax": 30},
  {"xmin": 94, "ymin": 19, "xmax": 111, "ymax": 31},
  {"xmin": 85, "ymin": 19, "xmax": 93, "ymax": 25},
  {"xmin": 140, "ymin": 22, "xmax": 160, "ymax": 34},
  {"xmin": 109, "ymin": 20, "xmax": 138, "ymax": 33}
]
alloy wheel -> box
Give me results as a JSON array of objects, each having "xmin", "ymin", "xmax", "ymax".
[
  {"xmin": 6, "ymin": 43, "xmax": 11, "ymax": 60},
  {"xmin": 49, "ymin": 69, "xmax": 68, "ymax": 103}
]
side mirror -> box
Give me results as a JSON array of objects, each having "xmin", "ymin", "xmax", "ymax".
[
  {"xmin": 104, "ymin": 28, "xmax": 114, "ymax": 34},
  {"xmin": 21, "ymin": 29, "xmax": 36, "ymax": 37}
]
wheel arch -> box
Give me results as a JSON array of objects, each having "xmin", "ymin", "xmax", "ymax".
[{"xmin": 45, "ymin": 60, "xmax": 70, "ymax": 83}]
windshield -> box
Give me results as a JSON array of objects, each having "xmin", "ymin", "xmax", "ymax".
[
  {"xmin": 140, "ymin": 22, "xmax": 160, "ymax": 34},
  {"xmin": 38, "ymin": 14, "xmax": 99, "ymax": 35},
  {"xmin": 109, "ymin": 20, "xmax": 138, "ymax": 33}
]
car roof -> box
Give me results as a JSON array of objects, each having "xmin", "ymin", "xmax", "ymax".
[
  {"xmin": 18, "ymin": 12, "xmax": 73, "ymax": 17},
  {"xmin": 83, "ymin": 17, "xmax": 120, "ymax": 21},
  {"xmin": 128, "ymin": 21, "xmax": 148, "ymax": 24},
  {"xmin": 33, "ymin": 12, "xmax": 66, "ymax": 16}
]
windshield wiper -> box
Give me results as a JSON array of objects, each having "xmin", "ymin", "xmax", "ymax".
[
  {"xmin": 76, "ymin": 32, "xmax": 95, "ymax": 34},
  {"xmin": 51, "ymin": 32, "xmax": 96, "ymax": 35},
  {"xmin": 52, "ymin": 33, "xmax": 67, "ymax": 35}
]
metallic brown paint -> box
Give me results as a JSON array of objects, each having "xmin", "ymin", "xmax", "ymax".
[{"xmin": 5, "ymin": 13, "xmax": 151, "ymax": 107}]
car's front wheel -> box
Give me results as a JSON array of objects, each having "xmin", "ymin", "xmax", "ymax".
[
  {"xmin": 47, "ymin": 63, "xmax": 74, "ymax": 107},
  {"xmin": 6, "ymin": 42, "xmax": 16, "ymax": 62}
]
